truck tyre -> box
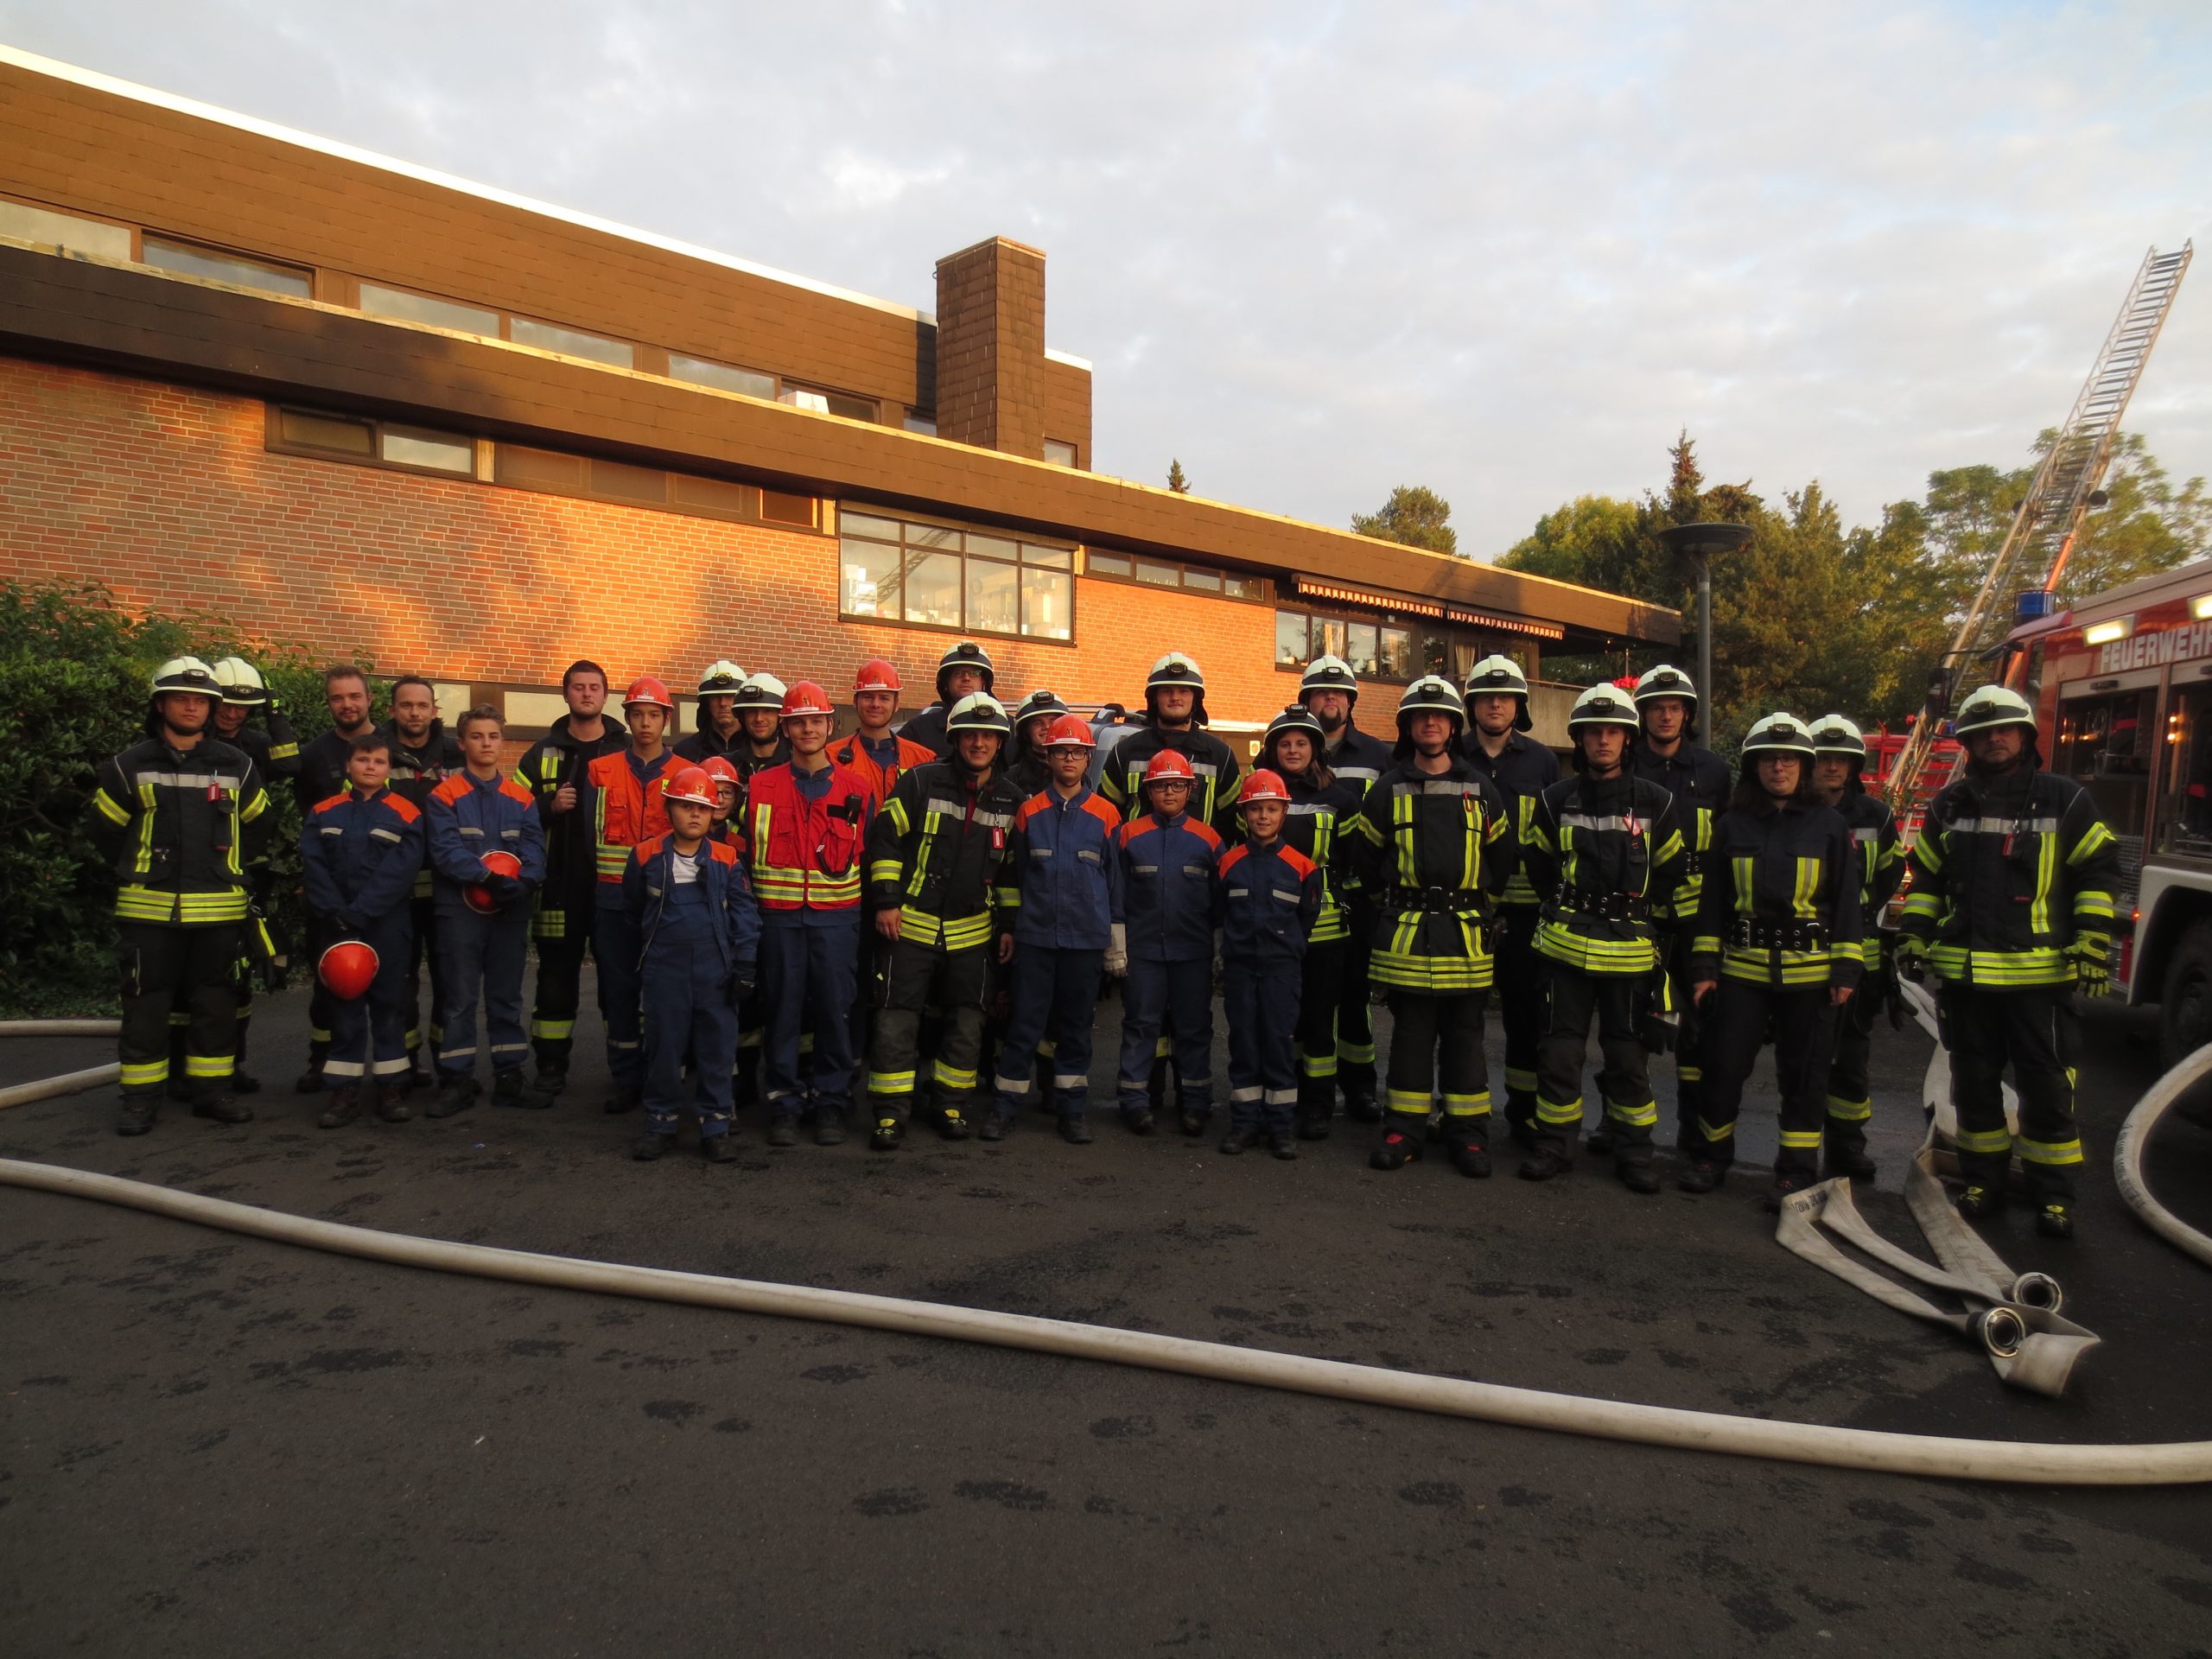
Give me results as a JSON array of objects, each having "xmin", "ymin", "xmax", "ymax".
[{"xmin": 2157, "ymin": 919, "xmax": 2212, "ymax": 1071}]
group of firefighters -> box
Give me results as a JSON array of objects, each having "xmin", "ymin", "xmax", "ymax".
[{"xmin": 88, "ymin": 635, "xmax": 2120, "ymax": 1236}]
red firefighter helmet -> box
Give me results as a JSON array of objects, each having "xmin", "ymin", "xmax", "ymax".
[
  {"xmin": 464, "ymin": 849, "xmax": 524, "ymax": 916},
  {"xmin": 854, "ymin": 658, "xmax": 902, "ymax": 695},
  {"xmin": 1042, "ymin": 713, "xmax": 1097, "ymax": 750},
  {"xmin": 698, "ymin": 755, "xmax": 741, "ymax": 791},
  {"xmin": 1237, "ymin": 768, "xmax": 1291, "ymax": 807},
  {"xmin": 663, "ymin": 765, "xmax": 717, "ymax": 809},
  {"xmin": 622, "ymin": 676, "xmax": 677, "ymax": 713},
  {"xmin": 780, "ymin": 680, "xmax": 835, "ymax": 721},
  {"xmin": 1143, "ymin": 750, "xmax": 1196, "ymax": 785},
  {"xmin": 318, "ymin": 938, "xmax": 380, "ymax": 1001}
]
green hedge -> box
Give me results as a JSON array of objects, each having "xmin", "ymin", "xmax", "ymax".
[{"xmin": 0, "ymin": 581, "xmax": 377, "ymax": 1017}]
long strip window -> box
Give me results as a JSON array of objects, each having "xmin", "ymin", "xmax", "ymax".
[
  {"xmin": 840, "ymin": 510, "xmax": 1073, "ymax": 641},
  {"xmin": 1085, "ymin": 550, "xmax": 1268, "ymax": 602}
]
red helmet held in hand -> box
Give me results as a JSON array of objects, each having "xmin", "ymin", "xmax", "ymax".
[
  {"xmin": 464, "ymin": 849, "xmax": 524, "ymax": 916},
  {"xmin": 318, "ymin": 939, "xmax": 379, "ymax": 1001}
]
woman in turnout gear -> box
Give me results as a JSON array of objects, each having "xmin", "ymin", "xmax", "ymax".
[
  {"xmin": 86, "ymin": 657, "xmax": 272, "ymax": 1135},
  {"xmin": 1682, "ymin": 713, "xmax": 1864, "ymax": 1206},
  {"xmin": 1627, "ymin": 663, "xmax": 1732, "ymax": 1157},
  {"xmin": 1254, "ymin": 704, "xmax": 1363, "ymax": 1139},
  {"xmin": 1459, "ymin": 653, "xmax": 1562, "ymax": 1149},
  {"xmin": 1004, "ymin": 688, "xmax": 1070, "ymax": 800},
  {"xmin": 1299, "ymin": 653, "xmax": 1394, "ymax": 1123},
  {"xmin": 898, "ymin": 640, "xmax": 995, "ymax": 760},
  {"xmin": 1897, "ymin": 685, "xmax": 2120, "ymax": 1239},
  {"xmin": 1113, "ymin": 749, "xmax": 1225, "ymax": 1135},
  {"xmin": 1216, "ymin": 769, "xmax": 1324, "ymax": 1159},
  {"xmin": 861, "ymin": 693, "xmax": 1024, "ymax": 1148},
  {"xmin": 1519, "ymin": 683, "xmax": 1685, "ymax": 1192},
  {"xmin": 830, "ymin": 659, "xmax": 934, "ymax": 807},
  {"xmin": 1808, "ymin": 715, "xmax": 1904, "ymax": 1180},
  {"xmin": 1346, "ymin": 675, "xmax": 1513, "ymax": 1177},
  {"xmin": 588, "ymin": 676, "xmax": 684, "ymax": 1116},
  {"xmin": 199, "ymin": 656, "xmax": 298, "ymax": 1096},
  {"xmin": 674, "ymin": 659, "xmax": 750, "ymax": 764}
]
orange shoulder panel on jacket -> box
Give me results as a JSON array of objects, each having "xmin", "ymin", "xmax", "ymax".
[
  {"xmin": 633, "ymin": 835, "xmax": 666, "ymax": 861},
  {"xmin": 429, "ymin": 772, "xmax": 473, "ymax": 805},
  {"xmin": 382, "ymin": 792, "xmax": 423, "ymax": 823},
  {"xmin": 1119, "ymin": 814, "xmax": 1155, "ymax": 846},
  {"xmin": 1015, "ymin": 792, "xmax": 1050, "ymax": 827},
  {"xmin": 499, "ymin": 778, "xmax": 536, "ymax": 808},
  {"xmin": 709, "ymin": 839, "xmax": 741, "ymax": 866},
  {"xmin": 1081, "ymin": 795, "xmax": 1122, "ymax": 831},
  {"xmin": 1217, "ymin": 844, "xmax": 1249, "ymax": 877},
  {"xmin": 311, "ymin": 791, "xmax": 352, "ymax": 817},
  {"xmin": 1281, "ymin": 844, "xmax": 1318, "ymax": 878},
  {"xmin": 1187, "ymin": 819, "xmax": 1223, "ymax": 849}
]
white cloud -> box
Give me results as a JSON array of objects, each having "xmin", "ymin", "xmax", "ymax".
[{"xmin": 3, "ymin": 0, "xmax": 2209, "ymax": 554}]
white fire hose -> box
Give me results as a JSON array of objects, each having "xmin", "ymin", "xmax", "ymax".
[
  {"xmin": 3, "ymin": 1024, "xmax": 2209, "ymax": 1485},
  {"xmin": 2113, "ymin": 1044, "xmax": 2212, "ymax": 1270}
]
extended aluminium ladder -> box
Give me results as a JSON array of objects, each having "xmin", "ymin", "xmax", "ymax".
[{"xmin": 1885, "ymin": 242, "xmax": 2193, "ymax": 825}]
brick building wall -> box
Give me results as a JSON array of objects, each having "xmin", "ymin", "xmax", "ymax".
[{"xmin": 3, "ymin": 357, "xmax": 1285, "ymax": 728}]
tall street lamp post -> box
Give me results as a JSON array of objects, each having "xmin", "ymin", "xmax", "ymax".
[{"xmin": 1657, "ymin": 522, "xmax": 1751, "ymax": 747}]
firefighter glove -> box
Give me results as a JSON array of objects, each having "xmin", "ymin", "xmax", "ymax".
[
  {"xmin": 1894, "ymin": 934, "xmax": 1929, "ymax": 984},
  {"xmin": 2070, "ymin": 935, "xmax": 2113, "ymax": 1000}
]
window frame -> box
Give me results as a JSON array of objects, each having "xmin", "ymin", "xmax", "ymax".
[
  {"xmin": 265, "ymin": 404, "xmax": 480, "ymax": 481},
  {"xmin": 1080, "ymin": 550, "xmax": 1272, "ymax": 605},
  {"xmin": 1272, "ymin": 606, "xmax": 1501, "ymax": 686},
  {"xmin": 141, "ymin": 233, "xmax": 314, "ymax": 299},
  {"xmin": 836, "ymin": 505, "xmax": 1078, "ymax": 645}
]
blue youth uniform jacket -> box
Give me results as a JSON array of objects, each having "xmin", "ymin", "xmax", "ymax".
[
  {"xmin": 1116, "ymin": 808, "xmax": 1223, "ymax": 963},
  {"xmin": 1006, "ymin": 784, "xmax": 1123, "ymax": 951}
]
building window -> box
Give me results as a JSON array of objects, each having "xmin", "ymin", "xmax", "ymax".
[
  {"xmin": 904, "ymin": 412, "xmax": 938, "ymax": 436},
  {"xmin": 491, "ymin": 442, "xmax": 821, "ymax": 530},
  {"xmin": 0, "ymin": 197, "xmax": 132, "ymax": 260},
  {"xmin": 359, "ymin": 281, "xmax": 501, "ymax": 336},
  {"xmin": 1084, "ymin": 550, "xmax": 1269, "ymax": 603},
  {"xmin": 780, "ymin": 383, "xmax": 880, "ymax": 423},
  {"xmin": 142, "ymin": 235, "xmax": 313, "ymax": 298},
  {"xmin": 1276, "ymin": 611, "xmax": 1307, "ymax": 667},
  {"xmin": 668, "ymin": 353, "xmax": 778, "ymax": 400},
  {"xmin": 509, "ymin": 315, "xmax": 635, "ymax": 368},
  {"xmin": 839, "ymin": 508, "xmax": 1074, "ymax": 641},
  {"xmin": 1044, "ymin": 438, "xmax": 1078, "ymax": 467},
  {"xmin": 267, "ymin": 406, "xmax": 476, "ymax": 477},
  {"xmin": 1274, "ymin": 607, "xmax": 1426, "ymax": 684}
]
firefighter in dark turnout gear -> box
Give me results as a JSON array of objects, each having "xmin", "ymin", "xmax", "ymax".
[
  {"xmin": 1897, "ymin": 685, "xmax": 2120, "ymax": 1238},
  {"xmin": 1004, "ymin": 688, "xmax": 1069, "ymax": 800},
  {"xmin": 1684, "ymin": 714, "xmax": 1865, "ymax": 1205},
  {"xmin": 1459, "ymin": 654, "xmax": 1561, "ymax": 1147},
  {"xmin": 897, "ymin": 641, "xmax": 995, "ymax": 760},
  {"xmin": 292, "ymin": 664, "xmax": 378, "ymax": 1093},
  {"xmin": 512, "ymin": 660, "xmax": 626, "ymax": 1095},
  {"xmin": 200, "ymin": 656, "xmax": 297, "ymax": 1095},
  {"xmin": 1300, "ymin": 653, "xmax": 1393, "ymax": 1121},
  {"xmin": 673, "ymin": 658, "xmax": 750, "ymax": 764},
  {"xmin": 1809, "ymin": 715, "xmax": 1903, "ymax": 1180},
  {"xmin": 88, "ymin": 658, "xmax": 271, "ymax": 1135},
  {"xmin": 1628, "ymin": 663, "xmax": 1732, "ymax": 1155},
  {"xmin": 1255, "ymin": 704, "xmax": 1363, "ymax": 1139},
  {"xmin": 380, "ymin": 676, "xmax": 463, "ymax": 1089},
  {"xmin": 863, "ymin": 693, "xmax": 1023, "ymax": 1147},
  {"xmin": 1517, "ymin": 683, "xmax": 1685, "ymax": 1190},
  {"xmin": 1347, "ymin": 676, "xmax": 1514, "ymax": 1177},
  {"xmin": 726, "ymin": 671, "xmax": 794, "ymax": 790}
]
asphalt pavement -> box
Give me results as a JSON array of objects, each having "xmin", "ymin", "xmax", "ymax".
[{"xmin": 4, "ymin": 970, "xmax": 2210, "ymax": 1656}]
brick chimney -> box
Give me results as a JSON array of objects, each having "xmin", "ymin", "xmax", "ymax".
[{"xmin": 932, "ymin": 236, "xmax": 1047, "ymax": 457}]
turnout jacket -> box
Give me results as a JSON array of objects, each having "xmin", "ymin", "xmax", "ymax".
[
  {"xmin": 1462, "ymin": 730, "xmax": 1562, "ymax": 911},
  {"xmin": 1116, "ymin": 808, "xmax": 1224, "ymax": 963},
  {"xmin": 1690, "ymin": 800, "xmax": 1865, "ymax": 991},
  {"xmin": 1006, "ymin": 784, "xmax": 1122, "ymax": 951},
  {"xmin": 1630, "ymin": 741, "xmax": 1731, "ymax": 925},
  {"xmin": 513, "ymin": 713, "xmax": 627, "ymax": 931},
  {"xmin": 1321, "ymin": 722, "xmax": 1394, "ymax": 798},
  {"xmin": 86, "ymin": 734, "xmax": 271, "ymax": 927},
  {"xmin": 623, "ymin": 835, "xmax": 761, "ymax": 982},
  {"xmin": 226, "ymin": 711, "xmax": 301, "ymax": 783},
  {"xmin": 301, "ymin": 785, "xmax": 426, "ymax": 931},
  {"xmin": 1099, "ymin": 722, "xmax": 1243, "ymax": 826},
  {"xmin": 865, "ymin": 761, "xmax": 1023, "ymax": 951},
  {"xmin": 588, "ymin": 747, "xmax": 680, "ymax": 903},
  {"xmin": 1346, "ymin": 755, "xmax": 1513, "ymax": 994},
  {"xmin": 1899, "ymin": 766, "xmax": 2120, "ymax": 989},
  {"xmin": 1216, "ymin": 836, "xmax": 1323, "ymax": 972},
  {"xmin": 425, "ymin": 769, "xmax": 547, "ymax": 910},
  {"xmin": 295, "ymin": 727, "xmax": 363, "ymax": 819},
  {"xmin": 1836, "ymin": 786, "xmax": 1904, "ymax": 970},
  {"xmin": 381, "ymin": 721, "xmax": 463, "ymax": 900},
  {"xmin": 1265, "ymin": 768, "xmax": 1364, "ymax": 944},
  {"xmin": 1523, "ymin": 771, "xmax": 1686, "ymax": 976},
  {"xmin": 744, "ymin": 760, "xmax": 874, "ymax": 916},
  {"xmin": 896, "ymin": 700, "xmax": 957, "ymax": 760},
  {"xmin": 673, "ymin": 721, "xmax": 746, "ymax": 765}
]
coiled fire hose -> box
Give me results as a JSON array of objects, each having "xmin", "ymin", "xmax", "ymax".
[
  {"xmin": 2113, "ymin": 1045, "xmax": 2212, "ymax": 1270},
  {"xmin": 3, "ymin": 1025, "xmax": 2209, "ymax": 1485}
]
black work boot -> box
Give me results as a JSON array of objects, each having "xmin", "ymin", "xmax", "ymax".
[
  {"xmin": 1218, "ymin": 1127, "xmax": 1253, "ymax": 1156},
  {"xmin": 191, "ymin": 1091, "xmax": 253, "ymax": 1125},
  {"xmin": 1451, "ymin": 1141, "xmax": 1493, "ymax": 1179},
  {"xmin": 492, "ymin": 1069, "xmax": 531, "ymax": 1106},
  {"xmin": 602, "ymin": 1085, "xmax": 640, "ymax": 1116},
  {"xmin": 2035, "ymin": 1200, "xmax": 2075, "ymax": 1240},
  {"xmin": 631, "ymin": 1130, "xmax": 677, "ymax": 1161},
  {"xmin": 1676, "ymin": 1160, "xmax": 1723, "ymax": 1194},
  {"xmin": 701, "ymin": 1134, "xmax": 740, "ymax": 1165},
  {"xmin": 427, "ymin": 1075, "xmax": 479, "ymax": 1119},
  {"xmin": 1122, "ymin": 1107, "xmax": 1156, "ymax": 1136},
  {"xmin": 294, "ymin": 1065, "xmax": 326, "ymax": 1096},
  {"xmin": 402, "ymin": 1053, "xmax": 432, "ymax": 1093},
  {"xmin": 1517, "ymin": 1148, "xmax": 1573, "ymax": 1183},
  {"xmin": 318, "ymin": 1087, "xmax": 361, "ymax": 1129},
  {"xmin": 1823, "ymin": 1144, "xmax": 1877, "ymax": 1183},
  {"xmin": 1059, "ymin": 1114, "xmax": 1094, "ymax": 1146},
  {"xmin": 373, "ymin": 1082, "xmax": 413, "ymax": 1124},
  {"xmin": 1342, "ymin": 1081, "xmax": 1382, "ymax": 1124},
  {"xmin": 230, "ymin": 1069, "xmax": 263, "ymax": 1096},
  {"xmin": 531, "ymin": 1064, "xmax": 568, "ymax": 1099},
  {"xmin": 814, "ymin": 1104, "xmax": 848, "ymax": 1147},
  {"xmin": 1955, "ymin": 1183, "xmax": 2005, "ymax": 1219},
  {"xmin": 977, "ymin": 1112, "xmax": 1011, "ymax": 1143},
  {"xmin": 1765, "ymin": 1171, "xmax": 1814, "ymax": 1212},
  {"xmin": 935, "ymin": 1103, "xmax": 973, "ymax": 1142},
  {"xmin": 1179, "ymin": 1107, "xmax": 1211, "ymax": 1138},
  {"xmin": 1618, "ymin": 1160, "xmax": 1662, "ymax": 1195},
  {"xmin": 1584, "ymin": 1126, "xmax": 1616, "ymax": 1157},
  {"xmin": 1369, "ymin": 1128, "xmax": 1422, "ymax": 1171},
  {"xmin": 1268, "ymin": 1132, "xmax": 1298, "ymax": 1160},
  {"xmin": 115, "ymin": 1096, "xmax": 158, "ymax": 1137},
  {"xmin": 766, "ymin": 1115, "xmax": 800, "ymax": 1148},
  {"xmin": 870, "ymin": 1115, "xmax": 904, "ymax": 1152}
]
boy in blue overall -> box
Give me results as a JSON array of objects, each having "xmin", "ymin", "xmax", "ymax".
[
  {"xmin": 301, "ymin": 732, "xmax": 426, "ymax": 1128},
  {"xmin": 1115, "ymin": 749, "xmax": 1223, "ymax": 1136},
  {"xmin": 1216, "ymin": 769, "xmax": 1324, "ymax": 1159},
  {"xmin": 990, "ymin": 713, "xmax": 1123, "ymax": 1144},
  {"xmin": 625, "ymin": 766, "xmax": 761, "ymax": 1163}
]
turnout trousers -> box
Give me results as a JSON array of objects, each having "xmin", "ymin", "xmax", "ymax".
[
  {"xmin": 1939, "ymin": 984, "xmax": 2082, "ymax": 1201},
  {"xmin": 867, "ymin": 935, "xmax": 989, "ymax": 1126},
  {"xmin": 1689, "ymin": 980, "xmax": 1838, "ymax": 1179},
  {"xmin": 119, "ymin": 922, "xmax": 239, "ymax": 1101},
  {"xmin": 1492, "ymin": 908, "xmax": 1545, "ymax": 1137},
  {"xmin": 435, "ymin": 902, "xmax": 531, "ymax": 1081},
  {"xmin": 1383, "ymin": 989, "xmax": 1490, "ymax": 1150},
  {"xmin": 1825, "ymin": 979, "xmax": 1879, "ymax": 1163},
  {"xmin": 760, "ymin": 918, "xmax": 860, "ymax": 1120},
  {"xmin": 1533, "ymin": 968, "xmax": 1657, "ymax": 1166},
  {"xmin": 402, "ymin": 892, "xmax": 446, "ymax": 1069},
  {"xmin": 324, "ymin": 912, "xmax": 413, "ymax": 1088},
  {"xmin": 992, "ymin": 946, "xmax": 1104, "ymax": 1121},
  {"xmin": 1225, "ymin": 963, "xmax": 1301, "ymax": 1135},
  {"xmin": 1119, "ymin": 957, "xmax": 1215, "ymax": 1121},
  {"xmin": 304, "ymin": 902, "xmax": 336, "ymax": 1076},
  {"xmin": 1665, "ymin": 931, "xmax": 1707, "ymax": 1150},
  {"xmin": 529, "ymin": 899, "xmax": 597, "ymax": 1076},
  {"xmin": 1336, "ymin": 899, "xmax": 1379, "ymax": 1105},
  {"xmin": 1294, "ymin": 938, "xmax": 1344, "ymax": 1120},
  {"xmin": 641, "ymin": 885, "xmax": 738, "ymax": 1140}
]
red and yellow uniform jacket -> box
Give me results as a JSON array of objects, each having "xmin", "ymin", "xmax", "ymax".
[
  {"xmin": 742, "ymin": 761, "xmax": 874, "ymax": 914},
  {"xmin": 588, "ymin": 748, "xmax": 679, "ymax": 903}
]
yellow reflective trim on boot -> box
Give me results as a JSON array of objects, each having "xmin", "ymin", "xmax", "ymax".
[
  {"xmin": 1824, "ymin": 1095, "xmax": 1872, "ymax": 1122},
  {"xmin": 1336, "ymin": 1039, "xmax": 1376, "ymax": 1065},
  {"xmin": 1440, "ymin": 1092, "xmax": 1491, "ymax": 1118},
  {"xmin": 1503, "ymin": 1066, "xmax": 1538, "ymax": 1093},
  {"xmin": 1300, "ymin": 1052, "xmax": 1338, "ymax": 1078},
  {"xmin": 1694, "ymin": 1117, "xmax": 1736, "ymax": 1142},
  {"xmin": 1535, "ymin": 1095, "xmax": 1585, "ymax": 1125},
  {"xmin": 1677, "ymin": 1065, "xmax": 1702, "ymax": 1084},
  {"xmin": 1778, "ymin": 1129, "xmax": 1823, "ymax": 1150},
  {"xmin": 931, "ymin": 1060, "xmax": 978, "ymax": 1090},
  {"xmin": 2017, "ymin": 1136, "xmax": 2084, "ymax": 1166},
  {"xmin": 1953, "ymin": 1126, "xmax": 2013, "ymax": 1155},
  {"xmin": 120, "ymin": 1058, "xmax": 168, "ymax": 1086},
  {"xmin": 531, "ymin": 1019, "xmax": 575, "ymax": 1040},
  {"xmin": 1605, "ymin": 1098, "xmax": 1659, "ymax": 1128},
  {"xmin": 867, "ymin": 1071, "xmax": 916, "ymax": 1095},
  {"xmin": 1384, "ymin": 1088, "xmax": 1433, "ymax": 1112}
]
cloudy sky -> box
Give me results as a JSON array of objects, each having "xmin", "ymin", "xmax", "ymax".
[{"xmin": 7, "ymin": 2, "xmax": 2209, "ymax": 554}]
